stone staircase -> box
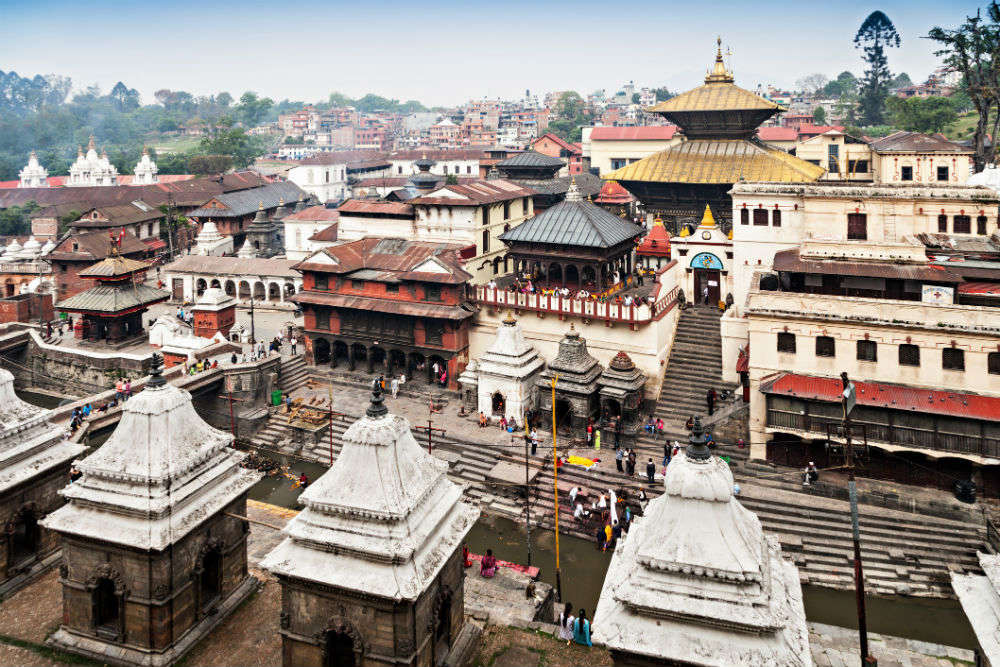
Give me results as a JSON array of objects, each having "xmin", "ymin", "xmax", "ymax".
[{"xmin": 279, "ymin": 356, "xmax": 310, "ymax": 394}]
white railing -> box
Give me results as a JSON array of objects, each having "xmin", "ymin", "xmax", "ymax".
[{"xmin": 476, "ymin": 262, "xmax": 679, "ymax": 324}]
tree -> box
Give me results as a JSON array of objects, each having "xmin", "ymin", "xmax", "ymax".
[
  {"xmin": 631, "ymin": 92, "xmax": 641, "ymax": 105},
  {"xmin": 547, "ymin": 91, "xmax": 588, "ymax": 142},
  {"xmin": 929, "ymin": 4, "xmax": 1000, "ymax": 169},
  {"xmin": 886, "ymin": 96, "xmax": 959, "ymax": 133},
  {"xmin": 813, "ymin": 106, "xmax": 827, "ymax": 124},
  {"xmin": 216, "ymin": 92, "xmax": 233, "ymax": 108},
  {"xmin": 891, "ymin": 72, "xmax": 914, "ymax": 89},
  {"xmin": 653, "ymin": 87, "xmax": 674, "ymax": 102},
  {"xmin": 0, "ymin": 201, "xmax": 39, "ymax": 236},
  {"xmin": 854, "ymin": 11, "xmax": 901, "ymax": 126},
  {"xmin": 187, "ymin": 154, "xmax": 233, "ymax": 175},
  {"xmin": 445, "ymin": 174, "xmax": 459, "ymax": 185},
  {"xmin": 796, "ymin": 73, "xmax": 829, "ymax": 94},
  {"xmin": 198, "ymin": 127, "xmax": 264, "ymax": 168},
  {"xmin": 109, "ymin": 81, "xmax": 140, "ymax": 112},
  {"xmin": 235, "ymin": 92, "xmax": 273, "ymax": 127},
  {"xmin": 821, "ymin": 71, "xmax": 858, "ymax": 98}
]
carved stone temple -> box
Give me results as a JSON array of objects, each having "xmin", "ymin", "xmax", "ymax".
[
  {"xmin": 261, "ymin": 387, "xmax": 479, "ymax": 667},
  {"xmin": 41, "ymin": 357, "xmax": 261, "ymax": 667},
  {"xmin": 0, "ymin": 368, "xmax": 86, "ymax": 597},
  {"xmin": 593, "ymin": 419, "xmax": 812, "ymax": 666}
]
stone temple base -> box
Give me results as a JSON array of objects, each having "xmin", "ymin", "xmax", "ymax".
[
  {"xmin": 0, "ymin": 550, "xmax": 61, "ymax": 601},
  {"xmin": 46, "ymin": 575, "xmax": 258, "ymax": 667}
]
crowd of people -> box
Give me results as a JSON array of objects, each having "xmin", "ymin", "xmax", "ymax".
[{"xmin": 484, "ymin": 270, "xmax": 656, "ymax": 308}]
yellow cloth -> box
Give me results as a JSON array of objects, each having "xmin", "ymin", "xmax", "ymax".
[{"xmin": 566, "ymin": 455, "xmax": 597, "ymax": 468}]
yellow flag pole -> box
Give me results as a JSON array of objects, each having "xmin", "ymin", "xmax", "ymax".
[{"xmin": 551, "ymin": 374, "xmax": 562, "ymax": 602}]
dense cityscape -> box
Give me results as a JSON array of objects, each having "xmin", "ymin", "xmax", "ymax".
[{"xmin": 1, "ymin": 2, "xmax": 1000, "ymax": 666}]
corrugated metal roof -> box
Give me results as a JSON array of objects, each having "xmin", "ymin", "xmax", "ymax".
[
  {"xmin": 291, "ymin": 291, "xmax": 474, "ymax": 320},
  {"xmin": 605, "ymin": 139, "xmax": 825, "ymax": 185},
  {"xmin": 496, "ymin": 151, "xmax": 564, "ymax": 169},
  {"xmin": 56, "ymin": 284, "xmax": 168, "ymax": 313},
  {"xmin": 293, "ymin": 238, "xmax": 471, "ymax": 284},
  {"xmin": 762, "ymin": 372, "xmax": 1000, "ymax": 423},
  {"xmin": 511, "ymin": 172, "xmax": 602, "ymax": 196},
  {"xmin": 410, "ymin": 179, "xmax": 535, "ymax": 205},
  {"xmin": 772, "ymin": 248, "xmax": 963, "ymax": 282},
  {"xmin": 499, "ymin": 199, "xmax": 643, "ymax": 249},
  {"xmin": 283, "ymin": 205, "xmax": 339, "ymax": 222},
  {"xmin": 187, "ymin": 181, "xmax": 306, "ymax": 218}
]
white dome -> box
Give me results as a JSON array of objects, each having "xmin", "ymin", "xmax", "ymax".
[
  {"xmin": 3, "ymin": 240, "xmax": 23, "ymax": 260},
  {"xmin": 40, "ymin": 240, "xmax": 56, "ymax": 254},
  {"xmin": 969, "ymin": 164, "xmax": 1000, "ymax": 194}
]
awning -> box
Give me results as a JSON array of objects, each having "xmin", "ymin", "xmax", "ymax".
[
  {"xmin": 143, "ymin": 238, "xmax": 167, "ymax": 251},
  {"xmin": 772, "ymin": 249, "xmax": 963, "ymax": 283},
  {"xmin": 958, "ymin": 281, "xmax": 1000, "ymax": 297},
  {"xmin": 761, "ymin": 372, "xmax": 1000, "ymax": 422}
]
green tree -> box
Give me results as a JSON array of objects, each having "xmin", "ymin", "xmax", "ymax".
[
  {"xmin": 653, "ymin": 87, "xmax": 674, "ymax": 102},
  {"xmin": 886, "ymin": 96, "xmax": 959, "ymax": 133},
  {"xmin": 631, "ymin": 92, "xmax": 641, "ymax": 105},
  {"xmin": 929, "ymin": 4, "xmax": 1000, "ymax": 169},
  {"xmin": 445, "ymin": 174, "xmax": 459, "ymax": 185},
  {"xmin": 235, "ymin": 91, "xmax": 274, "ymax": 127},
  {"xmin": 198, "ymin": 127, "xmax": 264, "ymax": 168},
  {"xmin": 854, "ymin": 11, "xmax": 901, "ymax": 126},
  {"xmin": 821, "ymin": 71, "xmax": 858, "ymax": 98},
  {"xmin": 547, "ymin": 91, "xmax": 588, "ymax": 142},
  {"xmin": 813, "ymin": 106, "xmax": 827, "ymax": 124},
  {"xmin": 109, "ymin": 81, "xmax": 140, "ymax": 112},
  {"xmin": 216, "ymin": 92, "xmax": 233, "ymax": 108},
  {"xmin": 0, "ymin": 201, "xmax": 39, "ymax": 236},
  {"xmin": 187, "ymin": 154, "xmax": 234, "ymax": 174}
]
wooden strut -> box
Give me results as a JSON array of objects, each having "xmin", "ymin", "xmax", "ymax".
[{"xmin": 224, "ymin": 511, "xmax": 286, "ymax": 532}]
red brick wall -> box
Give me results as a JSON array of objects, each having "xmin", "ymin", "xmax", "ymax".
[
  {"xmin": 0, "ymin": 293, "xmax": 53, "ymax": 324},
  {"xmin": 192, "ymin": 306, "xmax": 235, "ymax": 338}
]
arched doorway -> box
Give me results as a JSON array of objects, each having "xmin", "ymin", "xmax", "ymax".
[
  {"xmin": 324, "ymin": 630, "xmax": 356, "ymax": 667},
  {"xmin": 491, "ymin": 392, "xmax": 505, "ymax": 416},
  {"xmin": 210, "ymin": 279, "xmax": 221, "ymax": 289},
  {"xmin": 225, "ymin": 280, "xmax": 236, "ymax": 297},
  {"xmin": 604, "ymin": 398, "xmax": 622, "ymax": 420},
  {"xmin": 388, "ymin": 349, "xmax": 406, "ymax": 376},
  {"xmin": 581, "ymin": 265, "xmax": 596, "ymax": 288},
  {"xmin": 691, "ymin": 252, "xmax": 724, "ymax": 306},
  {"xmin": 350, "ymin": 344, "xmax": 367, "ymax": 371},
  {"xmin": 196, "ymin": 278, "xmax": 207, "ymax": 296},
  {"xmin": 554, "ymin": 399, "xmax": 573, "ymax": 432},
  {"xmin": 238, "ymin": 281, "xmax": 251, "ymax": 300},
  {"xmin": 332, "ymin": 341, "xmax": 349, "ymax": 367},
  {"xmin": 93, "ymin": 578, "xmax": 120, "ymax": 632},
  {"xmin": 314, "ymin": 338, "xmax": 331, "ymax": 365},
  {"xmin": 253, "ymin": 282, "xmax": 266, "ymax": 301},
  {"xmin": 8, "ymin": 507, "xmax": 39, "ymax": 566},
  {"xmin": 548, "ymin": 263, "xmax": 563, "ymax": 285},
  {"xmin": 268, "ymin": 283, "xmax": 281, "ymax": 301},
  {"xmin": 284, "ymin": 283, "xmax": 296, "ymax": 298},
  {"xmin": 199, "ymin": 548, "xmax": 222, "ymax": 611},
  {"xmin": 429, "ymin": 355, "xmax": 448, "ymax": 386},
  {"xmin": 410, "ymin": 352, "xmax": 426, "ymax": 381},
  {"xmin": 4, "ymin": 280, "xmax": 14, "ymax": 297},
  {"xmin": 369, "ymin": 347, "xmax": 386, "ymax": 373}
]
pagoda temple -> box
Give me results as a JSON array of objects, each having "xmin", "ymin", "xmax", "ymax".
[
  {"xmin": 56, "ymin": 250, "xmax": 168, "ymax": 342},
  {"xmin": 261, "ymin": 387, "xmax": 479, "ymax": 667},
  {"xmin": 41, "ymin": 355, "xmax": 262, "ymax": 667},
  {"xmin": 635, "ymin": 217, "xmax": 672, "ymax": 271},
  {"xmin": 593, "ymin": 419, "xmax": 811, "ymax": 666},
  {"xmin": 605, "ymin": 39, "xmax": 824, "ymax": 232}
]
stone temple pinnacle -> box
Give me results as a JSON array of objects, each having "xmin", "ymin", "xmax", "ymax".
[{"xmin": 367, "ymin": 383, "xmax": 388, "ymax": 418}]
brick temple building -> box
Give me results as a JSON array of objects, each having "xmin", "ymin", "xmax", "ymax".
[
  {"xmin": 47, "ymin": 230, "xmax": 150, "ymax": 302},
  {"xmin": 292, "ymin": 238, "xmax": 475, "ymax": 388}
]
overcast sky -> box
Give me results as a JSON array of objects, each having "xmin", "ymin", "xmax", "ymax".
[{"xmin": 0, "ymin": 0, "xmax": 985, "ymax": 107}]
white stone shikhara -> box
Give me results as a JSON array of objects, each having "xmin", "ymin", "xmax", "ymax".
[
  {"xmin": 952, "ymin": 552, "xmax": 1000, "ymax": 664},
  {"xmin": 474, "ymin": 314, "xmax": 545, "ymax": 421},
  {"xmin": 67, "ymin": 137, "xmax": 119, "ymax": 187},
  {"xmin": 194, "ymin": 221, "xmax": 233, "ymax": 256},
  {"xmin": 41, "ymin": 372, "xmax": 261, "ymax": 550},
  {"xmin": 0, "ymin": 368, "xmax": 84, "ymax": 494},
  {"xmin": 261, "ymin": 392, "xmax": 479, "ymax": 601},
  {"xmin": 132, "ymin": 147, "xmax": 159, "ymax": 185},
  {"xmin": 18, "ymin": 151, "xmax": 49, "ymax": 188},
  {"xmin": 593, "ymin": 449, "xmax": 812, "ymax": 666},
  {"xmin": 969, "ymin": 163, "xmax": 1000, "ymax": 195}
]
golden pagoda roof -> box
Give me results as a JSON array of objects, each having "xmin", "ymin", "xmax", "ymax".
[
  {"xmin": 79, "ymin": 254, "xmax": 153, "ymax": 278},
  {"xmin": 605, "ymin": 139, "xmax": 825, "ymax": 185},
  {"xmin": 645, "ymin": 39, "xmax": 784, "ymax": 116}
]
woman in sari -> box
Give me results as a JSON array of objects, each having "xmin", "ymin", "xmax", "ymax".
[{"xmin": 480, "ymin": 549, "xmax": 497, "ymax": 578}]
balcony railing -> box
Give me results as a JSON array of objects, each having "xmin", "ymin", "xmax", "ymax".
[{"xmin": 766, "ymin": 409, "xmax": 1000, "ymax": 458}]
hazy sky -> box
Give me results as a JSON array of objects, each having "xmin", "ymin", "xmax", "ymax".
[{"xmin": 0, "ymin": 0, "xmax": 985, "ymax": 107}]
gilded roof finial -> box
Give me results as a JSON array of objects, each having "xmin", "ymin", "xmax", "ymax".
[
  {"xmin": 705, "ymin": 36, "xmax": 734, "ymax": 84},
  {"xmin": 87, "ymin": 135, "xmax": 96, "ymax": 151},
  {"xmin": 503, "ymin": 310, "xmax": 517, "ymax": 326},
  {"xmin": 699, "ymin": 204, "xmax": 716, "ymax": 228}
]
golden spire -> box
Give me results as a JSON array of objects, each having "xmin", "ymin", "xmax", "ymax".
[
  {"xmin": 679, "ymin": 225, "xmax": 691, "ymax": 238},
  {"xmin": 705, "ymin": 36, "xmax": 734, "ymax": 84},
  {"xmin": 503, "ymin": 310, "xmax": 517, "ymax": 325},
  {"xmin": 699, "ymin": 204, "xmax": 716, "ymax": 228},
  {"xmin": 87, "ymin": 135, "xmax": 96, "ymax": 151},
  {"xmin": 653, "ymin": 216, "xmax": 663, "ymax": 227}
]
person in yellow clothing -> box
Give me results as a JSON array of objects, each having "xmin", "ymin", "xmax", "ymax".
[
  {"xmin": 603, "ymin": 523, "xmax": 612, "ymax": 551},
  {"xmin": 594, "ymin": 428, "xmax": 601, "ymax": 450}
]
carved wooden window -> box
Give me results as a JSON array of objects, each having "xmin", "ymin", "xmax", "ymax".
[
  {"xmin": 953, "ymin": 215, "xmax": 971, "ymax": 234},
  {"xmin": 771, "ymin": 209, "xmax": 781, "ymax": 227},
  {"xmin": 942, "ymin": 347, "xmax": 965, "ymax": 371},
  {"xmin": 314, "ymin": 274, "xmax": 328, "ymax": 291},
  {"xmin": 777, "ymin": 332, "xmax": 796, "ymax": 353},
  {"xmin": 847, "ymin": 213, "xmax": 867, "ymax": 240},
  {"xmin": 989, "ymin": 352, "xmax": 1000, "ymax": 375},
  {"xmin": 977, "ymin": 216, "xmax": 988, "ymax": 235},
  {"xmin": 898, "ymin": 344, "xmax": 920, "ymax": 367},
  {"xmin": 752, "ymin": 208, "xmax": 768, "ymax": 226},
  {"xmin": 856, "ymin": 340, "xmax": 877, "ymax": 362}
]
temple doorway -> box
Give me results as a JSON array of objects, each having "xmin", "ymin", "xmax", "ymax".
[
  {"xmin": 324, "ymin": 631, "xmax": 356, "ymax": 667},
  {"xmin": 554, "ymin": 399, "xmax": 573, "ymax": 431},
  {"xmin": 491, "ymin": 392, "xmax": 505, "ymax": 416},
  {"xmin": 314, "ymin": 338, "xmax": 331, "ymax": 365},
  {"xmin": 9, "ymin": 509, "xmax": 39, "ymax": 565},
  {"xmin": 200, "ymin": 549, "xmax": 222, "ymax": 609},
  {"xmin": 694, "ymin": 268, "xmax": 721, "ymax": 306},
  {"xmin": 93, "ymin": 578, "xmax": 119, "ymax": 632}
]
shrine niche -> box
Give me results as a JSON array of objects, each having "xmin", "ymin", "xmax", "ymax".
[
  {"xmin": 536, "ymin": 325, "xmax": 602, "ymax": 436},
  {"xmin": 598, "ymin": 351, "xmax": 646, "ymax": 432}
]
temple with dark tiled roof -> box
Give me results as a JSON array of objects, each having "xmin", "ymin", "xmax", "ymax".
[{"xmin": 605, "ymin": 38, "xmax": 824, "ymax": 232}]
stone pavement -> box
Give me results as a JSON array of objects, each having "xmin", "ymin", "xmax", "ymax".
[{"xmin": 808, "ymin": 622, "xmax": 974, "ymax": 667}]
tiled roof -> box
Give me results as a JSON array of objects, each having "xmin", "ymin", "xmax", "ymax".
[
  {"xmin": 534, "ymin": 133, "xmax": 581, "ymax": 154},
  {"xmin": 636, "ymin": 222, "xmax": 670, "ymax": 256},
  {"xmin": 307, "ymin": 224, "xmax": 339, "ymax": 242},
  {"xmin": 771, "ymin": 248, "xmax": 962, "ymax": 282},
  {"xmin": 605, "ymin": 139, "xmax": 825, "ymax": 184},
  {"xmin": 72, "ymin": 202, "xmax": 162, "ymax": 227},
  {"xmin": 511, "ymin": 172, "xmax": 602, "ymax": 197},
  {"xmin": 594, "ymin": 179, "xmax": 635, "ymax": 204},
  {"xmin": 756, "ymin": 127, "xmax": 798, "ymax": 142},
  {"xmin": 870, "ymin": 131, "xmax": 973, "ymax": 154},
  {"xmin": 164, "ymin": 254, "xmax": 301, "ymax": 278},
  {"xmin": 390, "ymin": 149, "xmax": 486, "ymax": 160},
  {"xmin": 293, "ymin": 238, "xmax": 471, "ymax": 284},
  {"xmin": 297, "ymin": 151, "xmax": 390, "ymax": 169},
  {"xmin": 79, "ymin": 255, "xmax": 152, "ymax": 278},
  {"xmin": 500, "ymin": 199, "xmax": 643, "ymax": 249},
  {"xmin": 796, "ymin": 124, "xmax": 845, "ymax": 136},
  {"xmin": 761, "ymin": 372, "xmax": 1000, "ymax": 422},
  {"xmin": 283, "ymin": 205, "xmax": 340, "ymax": 222},
  {"xmin": 292, "ymin": 292, "xmax": 475, "ymax": 320},
  {"xmin": 497, "ymin": 151, "xmax": 564, "ymax": 169},
  {"xmin": 187, "ymin": 181, "xmax": 306, "ymax": 218},
  {"xmin": 56, "ymin": 283, "xmax": 168, "ymax": 314},
  {"xmin": 590, "ymin": 126, "xmax": 679, "ymax": 141},
  {"xmin": 410, "ymin": 179, "xmax": 535, "ymax": 206},
  {"xmin": 337, "ymin": 199, "xmax": 414, "ymax": 216},
  {"xmin": 47, "ymin": 230, "xmax": 149, "ymax": 262}
]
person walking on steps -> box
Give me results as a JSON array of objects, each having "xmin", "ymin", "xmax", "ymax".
[
  {"xmin": 707, "ymin": 387, "xmax": 717, "ymax": 416},
  {"xmin": 646, "ymin": 457, "xmax": 656, "ymax": 484},
  {"xmin": 702, "ymin": 285, "xmax": 710, "ymax": 306},
  {"xmin": 615, "ymin": 446, "xmax": 624, "ymax": 473}
]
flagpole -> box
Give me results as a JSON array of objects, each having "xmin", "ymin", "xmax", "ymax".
[{"xmin": 551, "ymin": 374, "xmax": 562, "ymax": 602}]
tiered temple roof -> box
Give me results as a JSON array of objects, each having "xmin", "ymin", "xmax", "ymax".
[
  {"xmin": 537, "ymin": 325, "xmax": 602, "ymax": 396},
  {"xmin": 41, "ymin": 359, "xmax": 261, "ymax": 550},
  {"xmin": 261, "ymin": 388, "xmax": 478, "ymax": 600}
]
